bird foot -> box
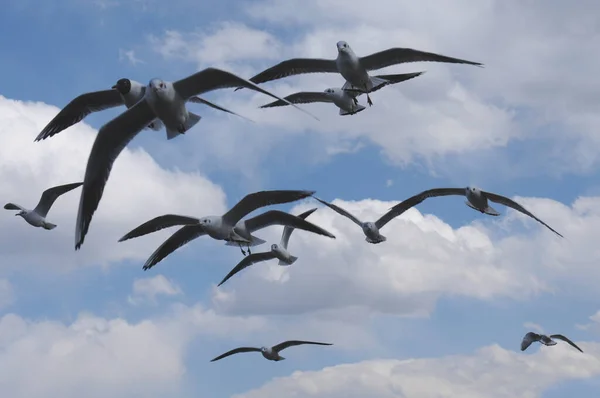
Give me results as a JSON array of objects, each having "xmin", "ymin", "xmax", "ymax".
[{"xmin": 367, "ymin": 96, "xmax": 373, "ymax": 106}]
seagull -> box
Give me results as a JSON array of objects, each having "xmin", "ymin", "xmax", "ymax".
[
  {"xmin": 74, "ymin": 68, "xmax": 320, "ymax": 250},
  {"xmin": 313, "ymin": 196, "xmax": 413, "ymax": 244},
  {"xmin": 210, "ymin": 340, "xmax": 333, "ymax": 362},
  {"xmin": 259, "ymin": 71, "xmax": 425, "ymax": 115},
  {"xmin": 521, "ymin": 332, "xmax": 583, "ymax": 353},
  {"xmin": 4, "ymin": 182, "xmax": 83, "ymax": 230},
  {"xmin": 34, "ymin": 78, "xmax": 252, "ymax": 142},
  {"xmin": 116, "ymin": 190, "xmax": 335, "ymax": 269},
  {"xmin": 217, "ymin": 207, "xmax": 317, "ymax": 286},
  {"xmin": 238, "ymin": 41, "xmax": 482, "ymax": 106},
  {"xmin": 386, "ymin": 186, "xmax": 563, "ymax": 237}
]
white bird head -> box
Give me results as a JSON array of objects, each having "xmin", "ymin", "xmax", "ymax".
[
  {"xmin": 323, "ymin": 88, "xmax": 336, "ymax": 95},
  {"xmin": 260, "ymin": 347, "xmax": 268, "ymax": 352},
  {"xmin": 336, "ymin": 41, "xmax": 350, "ymax": 53},
  {"xmin": 466, "ymin": 186, "xmax": 481, "ymax": 195},
  {"xmin": 15, "ymin": 210, "xmax": 25, "ymax": 217},
  {"xmin": 149, "ymin": 78, "xmax": 167, "ymax": 93},
  {"xmin": 112, "ymin": 78, "xmax": 132, "ymax": 95},
  {"xmin": 363, "ymin": 221, "xmax": 375, "ymax": 231},
  {"xmin": 271, "ymin": 243, "xmax": 278, "ymax": 251},
  {"xmin": 199, "ymin": 216, "xmax": 220, "ymax": 230}
]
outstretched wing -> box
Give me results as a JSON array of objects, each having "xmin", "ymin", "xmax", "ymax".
[
  {"xmin": 377, "ymin": 188, "xmax": 466, "ymax": 229},
  {"xmin": 280, "ymin": 208, "xmax": 318, "ymax": 249},
  {"xmin": 35, "ymin": 89, "xmax": 124, "ymax": 141},
  {"xmin": 118, "ymin": 214, "xmax": 200, "ymax": 242},
  {"xmin": 313, "ymin": 196, "xmax": 363, "ymax": 227},
  {"xmin": 188, "ymin": 96, "xmax": 254, "ymax": 122},
  {"xmin": 142, "ymin": 225, "xmax": 206, "ymax": 270},
  {"xmin": 260, "ymin": 92, "xmax": 334, "ymax": 108},
  {"xmin": 521, "ymin": 332, "xmax": 540, "ymax": 351},
  {"xmin": 549, "ymin": 334, "xmax": 584, "ymax": 353},
  {"xmin": 272, "ymin": 340, "xmax": 333, "ymax": 353},
  {"xmin": 483, "ymin": 192, "xmax": 564, "ymax": 238},
  {"xmin": 244, "ymin": 58, "xmax": 338, "ymax": 86},
  {"xmin": 222, "ymin": 190, "xmax": 315, "ymax": 226},
  {"xmin": 210, "ymin": 347, "xmax": 262, "ymax": 362},
  {"xmin": 4, "ymin": 203, "xmax": 26, "ymax": 211},
  {"xmin": 33, "ymin": 182, "xmax": 83, "ymax": 218},
  {"xmin": 217, "ymin": 252, "xmax": 278, "ymax": 287},
  {"xmin": 360, "ymin": 47, "xmax": 483, "ymax": 71},
  {"xmin": 243, "ymin": 210, "xmax": 335, "ymax": 239}
]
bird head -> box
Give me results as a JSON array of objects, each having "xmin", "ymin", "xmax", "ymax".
[
  {"xmin": 271, "ymin": 243, "xmax": 278, "ymax": 251},
  {"xmin": 260, "ymin": 347, "xmax": 267, "ymax": 352},
  {"xmin": 15, "ymin": 210, "xmax": 25, "ymax": 217},
  {"xmin": 324, "ymin": 88, "xmax": 335, "ymax": 95},
  {"xmin": 112, "ymin": 78, "xmax": 132, "ymax": 95},
  {"xmin": 467, "ymin": 186, "xmax": 481, "ymax": 195},
  {"xmin": 336, "ymin": 41, "xmax": 350, "ymax": 53},
  {"xmin": 149, "ymin": 78, "xmax": 167, "ymax": 93}
]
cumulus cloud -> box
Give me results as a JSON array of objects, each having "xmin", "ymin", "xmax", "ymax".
[
  {"xmin": 211, "ymin": 195, "xmax": 600, "ymax": 317},
  {"xmin": 0, "ymin": 95, "xmax": 227, "ymax": 273},
  {"xmin": 235, "ymin": 343, "xmax": 600, "ymax": 398},
  {"xmin": 144, "ymin": 0, "xmax": 600, "ymax": 178},
  {"xmin": 128, "ymin": 274, "xmax": 182, "ymax": 305}
]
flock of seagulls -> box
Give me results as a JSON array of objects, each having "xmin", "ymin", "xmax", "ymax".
[{"xmin": 5, "ymin": 40, "xmax": 582, "ymax": 368}]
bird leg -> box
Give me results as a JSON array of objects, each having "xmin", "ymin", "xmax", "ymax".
[
  {"xmin": 366, "ymin": 94, "xmax": 373, "ymax": 106},
  {"xmin": 238, "ymin": 243, "xmax": 247, "ymax": 256},
  {"xmin": 247, "ymin": 245, "xmax": 252, "ymax": 255}
]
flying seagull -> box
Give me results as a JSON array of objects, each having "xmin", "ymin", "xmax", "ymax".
[
  {"xmin": 74, "ymin": 69, "xmax": 319, "ymax": 250},
  {"xmin": 116, "ymin": 190, "xmax": 335, "ymax": 269},
  {"xmin": 210, "ymin": 340, "xmax": 332, "ymax": 362},
  {"xmin": 238, "ymin": 41, "xmax": 482, "ymax": 105},
  {"xmin": 313, "ymin": 196, "xmax": 413, "ymax": 244},
  {"xmin": 521, "ymin": 332, "xmax": 583, "ymax": 353},
  {"xmin": 4, "ymin": 182, "xmax": 82, "ymax": 230},
  {"xmin": 260, "ymin": 71, "xmax": 425, "ymax": 115},
  {"xmin": 35, "ymin": 78, "xmax": 252, "ymax": 142},
  {"xmin": 217, "ymin": 207, "xmax": 317, "ymax": 286},
  {"xmin": 386, "ymin": 186, "xmax": 563, "ymax": 237}
]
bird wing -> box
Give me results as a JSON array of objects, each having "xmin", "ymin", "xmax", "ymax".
[
  {"xmin": 242, "ymin": 210, "xmax": 335, "ymax": 239},
  {"xmin": 360, "ymin": 47, "xmax": 483, "ymax": 71},
  {"xmin": 142, "ymin": 225, "xmax": 207, "ymax": 271},
  {"xmin": 521, "ymin": 332, "xmax": 540, "ymax": 351},
  {"xmin": 313, "ymin": 196, "xmax": 363, "ymax": 227},
  {"xmin": 74, "ymin": 100, "xmax": 156, "ymax": 250},
  {"xmin": 172, "ymin": 67, "xmax": 319, "ymax": 121},
  {"xmin": 369, "ymin": 71, "xmax": 425, "ymax": 94},
  {"xmin": 245, "ymin": 58, "xmax": 338, "ymax": 85},
  {"xmin": 35, "ymin": 89, "xmax": 124, "ymax": 141},
  {"xmin": 33, "ymin": 182, "xmax": 83, "ymax": 218},
  {"xmin": 260, "ymin": 92, "xmax": 334, "ymax": 108},
  {"xmin": 280, "ymin": 208, "xmax": 318, "ymax": 249},
  {"xmin": 210, "ymin": 347, "xmax": 262, "ymax": 362},
  {"xmin": 376, "ymin": 188, "xmax": 466, "ymax": 229},
  {"xmin": 187, "ymin": 96, "xmax": 254, "ymax": 123},
  {"xmin": 549, "ymin": 334, "xmax": 584, "ymax": 353},
  {"xmin": 118, "ymin": 214, "xmax": 201, "ymax": 242},
  {"xmin": 217, "ymin": 252, "xmax": 278, "ymax": 287},
  {"xmin": 222, "ymin": 190, "xmax": 315, "ymax": 226},
  {"xmin": 4, "ymin": 203, "xmax": 26, "ymax": 211},
  {"xmin": 272, "ymin": 340, "xmax": 333, "ymax": 353},
  {"xmin": 483, "ymin": 192, "xmax": 564, "ymax": 238}
]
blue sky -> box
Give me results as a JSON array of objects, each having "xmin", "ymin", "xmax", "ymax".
[{"xmin": 1, "ymin": 1, "xmax": 600, "ymax": 397}]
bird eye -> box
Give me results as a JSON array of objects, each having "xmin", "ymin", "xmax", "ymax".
[{"xmin": 160, "ymin": 83, "xmax": 165, "ymax": 88}]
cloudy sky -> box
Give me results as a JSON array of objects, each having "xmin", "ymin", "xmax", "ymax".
[{"xmin": 2, "ymin": 0, "xmax": 600, "ymax": 397}]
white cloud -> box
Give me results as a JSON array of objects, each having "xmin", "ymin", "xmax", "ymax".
[
  {"xmin": 0, "ymin": 95, "xmax": 227, "ymax": 272},
  {"xmin": 0, "ymin": 302, "xmax": 268, "ymax": 398},
  {"xmin": 128, "ymin": 274, "xmax": 182, "ymax": 305},
  {"xmin": 211, "ymin": 195, "xmax": 600, "ymax": 317},
  {"xmin": 235, "ymin": 343, "xmax": 600, "ymax": 398},
  {"xmin": 118, "ymin": 48, "xmax": 144, "ymax": 66},
  {"xmin": 523, "ymin": 322, "xmax": 544, "ymax": 334},
  {"xmin": 144, "ymin": 0, "xmax": 600, "ymax": 177}
]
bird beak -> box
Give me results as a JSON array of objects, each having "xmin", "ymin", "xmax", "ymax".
[
  {"xmin": 111, "ymin": 85, "xmax": 117, "ymax": 89},
  {"xmin": 14, "ymin": 213, "xmax": 19, "ymax": 216}
]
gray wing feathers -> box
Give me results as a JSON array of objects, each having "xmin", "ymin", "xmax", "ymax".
[
  {"xmin": 119, "ymin": 214, "xmax": 201, "ymax": 242},
  {"xmin": 142, "ymin": 225, "xmax": 207, "ymax": 270},
  {"xmin": 272, "ymin": 340, "xmax": 333, "ymax": 352},
  {"xmin": 187, "ymin": 96, "xmax": 253, "ymax": 122},
  {"xmin": 260, "ymin": 92, "xmax": 334, "ymax": 108},
  {"xmin": 4, "ymin": 203, "xmax": 25, "ymax": 211},
  {"xmin": 378, "ymin": 188, "xmax": 466, "ymax": 229},
  {"xmin": 74, "ymin": 100, "xmax": 156, "ymax": 250},
  {"xmin": 483, "ymin": 192, "xmax": 564, "ymax": 238},
  {"xmin": 222, "ymin": 190, "xmax": 315, "ymax": 226},
  {"xmin": 210, "ymin": 347, "xmax": 261, "ymax": 362},
  {"xmin": 549, "ymin": 334, "xmax": 584, "ymax": 353},
  {"xmin": 360, "ymin": 48, "xmax": 483, "ymax": 71},
  {"xmin": 280, "ymin": 207, "xmax": 318, "ymax": 248},
  {"xmin": 217, "ymin": 251, "xmax": 278, "ymax": 287},
  {"xmin": 243, "ymin": 210, "xmax": 335, "ymax": 239},
  {"xmin": 246, "ymin": 58, "xmax": 338, "ymax": 85},
  {"xmin": 313, "ymin": 196, "xmax": 363, "ymax": 227},
  {"xmin": 521, "ymin": 332, "xmax": 540, "ymax": 351},
  {"xmin": 35, "ymin": 89, "xmax": 124, "ymax": 141},
  {"xmin": 34, "ymin": 182, "xmax": 83, "ymax": 217}
]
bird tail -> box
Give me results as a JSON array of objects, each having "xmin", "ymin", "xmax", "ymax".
[
  {"xmin": 373, "ymin": 72, "xmax": 424, "ymax": 86},
  {"xmin": 224, "ymin": 236, "xmax": 267, "ymax": 247},
  {"xmin": 166, "ymin": 112, "xmax": 202, "ymax": 140},
  {"xmin": 465, "ymin": 200, "xmax": 501, "ymax": 216},
  {"xmin": 279, "ymin": 255, "xmax": 298, "ymax": 266},
  {"xmin": 339, "ymin": 104, "xmax": 366, "ymax": 116},
  {"xmin": 43, "ymin": 222, "xmax": 57, "ymax": 230},
  {"xmin": 367, "ymin": 76, "xmax": 391, "ymax": 92}
]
